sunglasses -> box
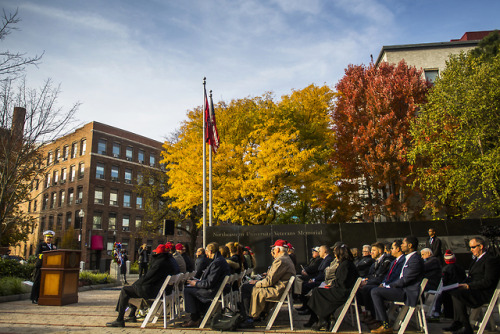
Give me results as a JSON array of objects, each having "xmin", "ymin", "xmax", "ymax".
[{"xmin": 470, "ymin": 245, "xmax": 480, "ymax": 249}]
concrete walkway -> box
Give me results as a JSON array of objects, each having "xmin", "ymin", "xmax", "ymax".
[{"xmin": 0, "ymin": 276, "xmax": 493, "ymax": 333}]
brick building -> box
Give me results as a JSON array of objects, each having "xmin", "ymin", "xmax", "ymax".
[{"xmin": 16, "ymin": 121, "xmax": 191, "ymax": 271}]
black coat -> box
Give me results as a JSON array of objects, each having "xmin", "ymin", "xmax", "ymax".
[
  {"xmin": 120, "ymin": 254, "xmax": 128, "ymax": 275},
  {"xmin": 193, "ymin": 252, "xmax": 230, "ymax": 302},
  {"xmin": 365, "ymin": 253, "xmax": 392, "ymax": 286},
  {"xmin": 132, "ymin": 252, "xmax": 179, "ymax": 299},
  {"xmin": 389, "ymin": 252, "xmax": 425, "ymax": 307},
  {"xmin": 423, "ymin": 256, "xmax": 442, "ymax": 290},
  {"xmin": 194, "ymin": 254, "xmax": 211, "ymax": 278},
  {"xmin": 356, "ymin": 255, "xmax": 375, "ymax": 278},
  {"xmin": 442, "ymin": 263, "xmax": 466, "ymax": 286},
  {"xmin": 308, "ymin": 260, "xmax": 359, "ymax": 319},
  {"xmin": 425, "ymin": 236, "xmax": 443, "ymax": 260},
  {"xmin": 462, "ymin": 251, "xmax": 500, "ymax": 306},
  {"xmin": 35, "ymin": 242, "xmax": 57, "ymax": 268},
  {"xmin": 314, "ymin": 254, "xmax": 334, "ymax": 282},
  {"xmin": 303, "ymin": 256, "xmax": 323, "ymax": 277},
  {"xmin": 138, "ymin": 247, "xmax": 149, "ymax": 264},
  {"xmin": 182, "ymin": 252, "xmax": 195, "ymax": 272}
]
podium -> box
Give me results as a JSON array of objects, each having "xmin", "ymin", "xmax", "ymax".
[{"xmin": 38, "ymin": 249, "xmax": 81, "ymax": 306}]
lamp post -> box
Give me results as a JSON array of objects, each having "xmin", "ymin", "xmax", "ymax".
[{"xmin": 78, "ymin": 209, "xmax": 85, "ymax": 249}]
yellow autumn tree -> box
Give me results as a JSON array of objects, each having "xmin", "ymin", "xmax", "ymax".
[{"xmin": 162, "ymin": 84, "xmax": 340, "ymax": 226}]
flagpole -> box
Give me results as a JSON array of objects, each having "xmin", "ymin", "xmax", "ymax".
[
  {"xmin": 209, "ymin": 90, "xmax": 213, "ymax": 228},
  {"xmin": 202, "ymin": 78, "xmax": 207, "ymax": 248}
]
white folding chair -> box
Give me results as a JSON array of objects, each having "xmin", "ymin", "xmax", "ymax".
[
  {"xmin": 265, "ymin": 275, "xmax": 296, "ymax": 330},
  {"xmin": 476, "ymin": 279, "xmax": 500, "ymax": 334},
  {"xmin": 331, "ymin": 277, "xmax": 363, "ymax": 333},
  {"xmin": 424, "ymin": 278, "xmax": 443, "ymax": 317},
  {"xmin": 199, "ymin": 275, "xmax": 230, "ymax": 329},
  {"xmin": 393, "ymin": 278, "xmax": 429, "ymax": 334},
  {"xmin": 140, "ymin": 275, "xmax": 173, "ymax": 328}
]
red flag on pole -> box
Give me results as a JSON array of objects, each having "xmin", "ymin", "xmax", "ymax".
[{"xmin": 205, "ymin": 89, "xmax": 220, "ymax": 153}]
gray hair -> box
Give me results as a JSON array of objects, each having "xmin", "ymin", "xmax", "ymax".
[{"xmin": 421, "ymin": 248, "xmax": 433, "ymax": 256}]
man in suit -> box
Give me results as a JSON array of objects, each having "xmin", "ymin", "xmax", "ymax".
[
  {"xmin": 31, "ymin": 230, "xmax": 57, "ymax": 304},
  {"xmin": 370, "ymin": 236, "xmax": 424, "ymax": 334},
  {"xmin": 182, "ymin": 242, "xmax": 230, "ymax": 327},
  {"xmin": 426, "ymin": 228, "xmax": 443, "ymax": 263},
  {"xmin": 443, "ymin": 237, "xmax": 500, "ymax": 334},
  {"xmin": 194, "ymin": 247, "xmax": 211, "ymax": 279},
  {"xmin": 240, "ymin": 239, "xmax": 295, "ymax": 328},
  {"xmin": 357, "ymin": 244, "xmax": 375, "ymax": 277},
  {"xmin": 137, "ymin": 243, "xmax": 149, "ymax": 278},
  {"xmin": 106, "ymin": 243, "xmax": 180, "ymax": 327}
]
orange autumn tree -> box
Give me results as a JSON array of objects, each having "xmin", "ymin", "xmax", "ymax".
[
  {"xmin": 162, "ymin": 84, "xmax": 339, "ymax": 226},
  {"xmin": 331, "ymin": 61, "xmax": 430, "ymax": 222}
]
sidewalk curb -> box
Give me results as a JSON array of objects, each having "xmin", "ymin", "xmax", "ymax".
[{"xmin": 0, "ymin": 281, "xmax": 121, "ymax": 303}]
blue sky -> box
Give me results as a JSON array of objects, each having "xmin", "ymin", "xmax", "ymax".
[{"xmin": 2, "ymin": 0, "xmax": 499, "ymax": 142}]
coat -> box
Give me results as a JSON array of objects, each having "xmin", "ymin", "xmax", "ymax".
[
  {"xmin": 182, "ymin": 252, "xmax": 194, "ymax": 272},
  {"xmin": 194, "ymin": 254, "xmax": 211, "ymax": 279},
  {"xmin": 303, "ymin": 256, "xmax": 323, "ymax": 278},
  {"xmin": 389, "ymin": 252, "xmax": 424, "ymax": 307},
  {"xmin": 423, "ymin": 256, "xmax": 442, "ymax": 290},
  {"xmin": 356, "ymin": 255, "xmax": 375, "ymax": 278},
  {"xmin": 365, "ymin": 253, "xmax": 393, "ymax": 286},
  {"xmin": 425, "ymin": 236, "xmax": 443, "ymax": 260},
  {"xmin": 120, "ymin": 254, "xmax": 128, "ymax": 275},
  {"xmin": 132, "ymin": 252, "xmax": 179, "ymax": 299},
  {"xmin": 382, "ymin": 254, "xmax": 405, "ymax": 285},
  {"xmin": 314, "ymin": 254, "xmax": 334, "ymax": 283},
  {"xmin": 308, "ymin": 259, "xmax": 359, "ymax": 319},
  {"xmin": 250, "ymin": 253, "xmax": 295, "ymax": 318},
  {"xmin": 193, "ymin": 252, "xmax": 230, "ymax": 302},
  {"xmin": 461, "ymin": 251, "xmax": 500, "ymax": 306},
  {"xmin": 324, "ymin": 257, "xmax": 339, "ymax": 285},
  {"xmin": 173, "ymin": 252, "xmax": 187, "ymax": 273}
]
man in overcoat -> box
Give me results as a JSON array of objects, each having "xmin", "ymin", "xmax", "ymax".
[
  {"xmin": 443, "ymin": 237, "xmax": 500, "ymax": 334},
  {"xmin": 240, "ymin": 239, "xmax": 295, "ymax": 328}
]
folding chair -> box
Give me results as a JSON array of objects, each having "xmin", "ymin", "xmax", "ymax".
[
  {"xmin": 140, "ymin": 275, "xmax": 174, "ymax": 328},
  {"xmin": 199, "ymin": 275, "xmax": 230, "ymax": 329},
  {"xmin": 265, "ymin": 275, "xmax": 296, "ymax": 330},
  {"xmin": 476, "ymin": 279, "xmax": 500, "ymax": 334},
  {"xmin": 424, "ymin": 278, "xmax": 443, "ymax": 317},
  {"xmin": 331, "ymin": 277, "xmax": 363, "ymax": 333},
  {"xmin": 393, "ymin": 278, "xmax": 428, "ymax": 334}
]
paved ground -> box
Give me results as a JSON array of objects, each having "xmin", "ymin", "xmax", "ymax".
[{"xmin": 0, "ymin": 275, "xmax": 496, "ymax": 333}]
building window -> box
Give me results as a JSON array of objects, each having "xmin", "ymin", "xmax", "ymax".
[
  {"xmin": 424, "ymin": 69, "xmax": 439, "ymax": 83},
  {"xmin": 107, "ymin": 242, "xmax": 114, "ymax": 252},
  {"xmin": 122, "ymin": 215, "xmax": 130, "ymax": 232},
  {"xmin": 126, "ymin": 146, "xmax": 133, "ymax": 161},
  {"xmin": 94, "ymin": 187, "xmax": 103, "ymax": 204},
  {"xmin": 63, "ymin": 146, "xmax": 69, "ymax": 160},
  {"xmin": 93, "ymin": 212, "xmax": 102, "ymax": 229},
  {"xmin": 112, "ymin": 143, "xmax": 120, "ymax": 158},
  {"xmin": 35, "ymin": 178, "xmax": 39, "ymax": 190},
  {"xmin": 28, "ymin": 201, "xmax": 31, "ymax": 212},
  {"xmin": 69, "ymin": 165, "xmax": 76, "ymax": 182},
  {"xmin": 42, "ymin": 194, "xmax": 48, "ymax": 210},
  {"xmin": 65, "ymin": 212, "xmax": 72, "ymax": 229},
  {"xmin": 50, "ymin": 192, "xmax": 57, "ymax": 209},
  {"xmin": 123, "ymin": 192, "xmax": 131, "ymax": 207},
  {"xmin": 47, "ymin": 151, "xmax": 53, "ymax": 165},
  {"xmin": 71, "ymin": 142, "xmax": 78, "ymax": 158},
  {"xmin": 80, "ymin": 139, "xmax": 86, "ymax": 155},
  {"xmin": 57, "ymin": 214, "xmax": 63, "ymax": 231},
  {"xmin": 124, "ymin": 169, "xmax": 132, "ymax": 184},
  {"xmin": 68, "ymin": 188, "xmax": 74, "ymax": 205},
  {"xmin": 111, "ymin": 166, "xmax": 119, "ymax": 181},
  {"xmin": 40, "ymin": 217, "xmax": 46, "ymax": 231},
  {"xmin": 98, "ymin": 139, "xmax": 107, "ymax": 155},
  {"xmin": 76, "ymin": 186, "xmax": 83, "ymax": 204},
  {"xmin": 150, "ymin": 155, "xmax": 155, "ymax": 167},
  {"xmin": 48, "ymin": 216, "xmax": 54, "ymax": 230},
  {"xmin": 135, "ymin": 217, "xmax": 142, "ymax": 229},
  {"xmin": 177, "ymin": 223, "xmax": 183, "ymax": 236},
  {"xmin": 136, "ymin": 196, "xmax": 143, "ymax": 209},
  {"xmin": 33, "ymin": 199, "xmax": 37, "ymax": 212},
  {"xmin": 46, "ymin": 172, "xmax": 51, "ymax": 188},
  {"xmin": 96, "ymin": 163, "xmax": 105, "ymax": 179},
  {"xmin": 59, "ymin": 190, "xmax": 65, "ymax": 207},
  {"xmin": 61, "ymin": 168, "xmax": 67, "ymax": 183},
  {"xmin": 138, "ymin": 150, "xmax": 145, "ymax": 164},
  {"xmin": 137, "ymin": 172, "xmax": 143, "ymax": 184},
  {"xmin": 79, "ymin": 162, "xmax": 85, "ymax": 179},
  {"xmin": 53, "ymin": 170, "xmax": 59, "ymax": 185},
  {"xmin": 110, "ymin": 190, "xmax": 118, "ymax": 206},
  {"xmin": 108, "ymin": 213, "xmax": 117, "ymax": 230},
  {"xmin": 55, "ymin": 149, "xmax": 61, "ymax": 162}
]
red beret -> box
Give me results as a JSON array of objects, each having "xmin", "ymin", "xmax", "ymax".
[{"xmin": 175, "ymin": 243, "xmax": 184, "ymax": 251}]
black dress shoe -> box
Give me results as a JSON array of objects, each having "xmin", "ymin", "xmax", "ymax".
[
  {"xmin": 106, "ymin": 320, "xmax": 125, "ymax": 327},
  {"xmin": 443, "ymin": 321, "xmax": 463, "ymax": 332},
  {"xmin": 452, "ymin": 326, "xmax": 473, "ymax": 334},
  {"xmin": 124, "ymin": 316, "xmax": 137, "ymax": 322},
  {"xmin": 303, "ymin": 320, "xmax": 315, "ymax": 328},
  {"xmin": 298, "ymin": 309, "xmax": 311, "ymax": 315},
  {"xmin": 311, "ymin": 320, "xmax": 329, "ymax": 331},
  {"xmin": 181, "ymin": 319, "xmax": 201, "ymax": 328},
  {"xmin": 295, "ymin": 305, "xmax": 307, "ymax": 312}
]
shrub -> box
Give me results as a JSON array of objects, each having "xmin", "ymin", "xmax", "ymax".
[
  {"xmin": 79, "ymin": 271, "xmax": 115, "ymax": 285},
  {"xmin": 129, "ymin": 261, "xmax": 139, "ymax": 274},
  {"xmin": 0, "ymin": 277, "xmax": 30, "ymax": 296},
  {"xmin": 0, "ymin": 259, "xmax": 35, "ymax": 280}
]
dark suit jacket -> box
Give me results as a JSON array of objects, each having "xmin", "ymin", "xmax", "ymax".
[
  {"xmin": 389, "ymin": 252, "xmax": 424, "ymax": 306},
  {"xmin": 314, "ymin": 254, "xmax": 334, "ymax": 282},
  {"xmin": 423, "ymin": 256, "xmax": 442, "ymax": 290},
  {"xmin": 182, "ymin": 252, "xmax": 195, "ymax": 272},
  {"xmin": 194, "ymin": 252, "xmax": 230, "ymax": 302},
  {"xmin": 303, "ymin": 256, "xmax": 323, "ymax": 277},
  {"xmin": 35, "ymin": 242, "xmax": 57, "ymax": 268},
  {"xmin": 194, "ymin": 255, "xmax": 211, "ymax": 279},
  {"xmin": 382, "ymin": 255, "xmax": 405, "ymax": 285},
  {"xmin": 463, "ymin": 251, "xmax": 500, "ymax": 306},
  {"xmin": 366, "ymin": 253, "xmax": 393, "ymax": 285},
  {"xmin": 133, "ymin": 252, "xmax": 179, "ymax": 299},
  {"xmin": 425, "ymin": 236, "xmax": 443, "ymax": 260},
  {"xmin": 356, "ymin": 255, "xmax": 375, "ymax": 278}
]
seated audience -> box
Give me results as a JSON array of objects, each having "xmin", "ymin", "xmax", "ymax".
[
  {"xmin": 178, "ymin": 243, "xmax": 194, "ymax": 272},
  {"xmin": 194, "ymin": 247, "xmax": 211, "ymax": 279},
  {"xmin": 306, "ymin": 244, "xmax": 360, "ymax": 331},
  {"xmin": 300, "ymin": 246, "xmax": 323, "ymax": 280},
  {"xmin": 421, "ymin": 247, "xmax": 442, "ymax": 291},
  {"xmin": 106, "ymin": 243, "xmax": 179, "ymax": 327},
  {"xmin": 357, "ymin": 244, "xmax": 375, "ymax": 277},
  {"xmin": 182, "ymin": 242, "xmax": 230, "ymax": 327},
  {"xmin": 172, "ymin": 242, "xmax": 187, "ymax": 273}
]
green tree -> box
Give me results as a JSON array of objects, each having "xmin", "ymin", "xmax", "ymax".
[{"xmin": 409, "ymin": 51, "xmax": 500, "ymax": 218}]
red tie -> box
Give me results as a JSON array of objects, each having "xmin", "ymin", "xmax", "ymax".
[{"xmin": 385, "ymin": 258, "xmax": 398, "ymax": 281}]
